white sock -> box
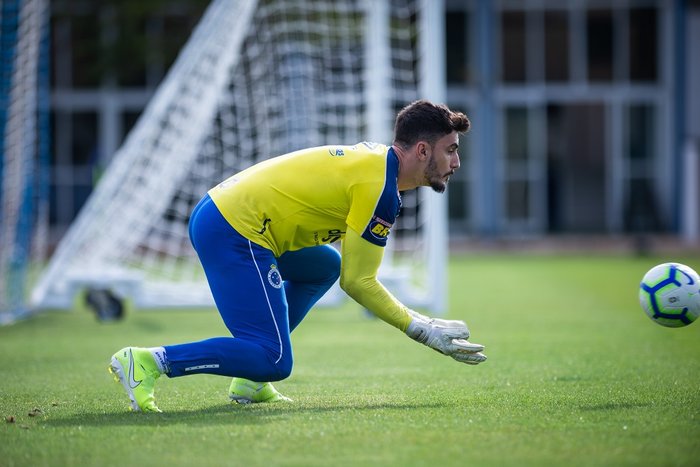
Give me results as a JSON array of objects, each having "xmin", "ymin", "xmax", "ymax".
[{"xmin": 148, "ymin": 347, "xmax": 169, "ymax": 374}]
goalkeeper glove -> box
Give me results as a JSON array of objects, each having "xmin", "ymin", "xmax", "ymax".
[{"xmin": 405, "ymin": 309, "xmax": 486, "ymax": 365}]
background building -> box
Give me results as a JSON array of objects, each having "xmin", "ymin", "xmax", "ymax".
[
  {"xmin": 47, "ymin": 0, "xmax": 700, "ymax": 244},
  {"xmin": 48, "ymin": 0, "xmax": 208, "ymax": 241},
  {"xmin": 444, "ymin": 0, "xmax": 699, "ymax": 243}
]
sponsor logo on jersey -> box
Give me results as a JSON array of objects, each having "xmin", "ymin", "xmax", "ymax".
[
  {"xmin": 368, "ymin": 216, "xmax": 392, "ymax": 240},
  {"xmin": 267, "ymin": 264, "xmax": 283, "ymax": 288},
  {"xmin": 314, "ymin": 229, "xmax": 345, "ymax": 245},
  {"xmin": 322, "ymin": 229, "xmax": 344, "ymax": 243},
  {"xmin": 328, "ymin": 147, "xmax": 345, "ymax": 156},
  {"xmin": 215, "ymin": 176, "xmax": 239, "ymax": 190},
  {"xmin": 257, "ymin": 217, "xmax": 271, "ymax": 234}
]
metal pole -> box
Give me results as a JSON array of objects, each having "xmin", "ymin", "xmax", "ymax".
[{"xmin": 419, "ymin": 0, "xmax": 447, "ymax": 315}]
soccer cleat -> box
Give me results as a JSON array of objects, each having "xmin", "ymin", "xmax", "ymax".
[
  {"xmin": 108, "ymin": 347, "xmax": 162, "ymax": 413},
  {"xmin": 229, "ymin": 378, "xmax": 292, "ymax": 404}
]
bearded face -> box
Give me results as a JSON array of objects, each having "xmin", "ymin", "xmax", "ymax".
[
  {"xmin": 424, "ymin": 152, "xmax": 457, "ymax": 193},
  {"xmin": 418, "ymin": 132, "xmax": 460, "ymax": 193}
]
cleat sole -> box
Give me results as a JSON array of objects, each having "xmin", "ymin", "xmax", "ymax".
[
  {"xmin": 108, "ymin": 357, "xmax": 141, "ymax": 412},
  {"xmin": 229, "ymin": 396, "xmax": 254, "ymax": 405}
]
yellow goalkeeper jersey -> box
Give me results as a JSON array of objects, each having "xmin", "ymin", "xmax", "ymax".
[
  {"xmin": 209, "ymin": 142, "xmax": 412, "ymax": 332},
  {"xmin": 208, "ymin": 142, "xmax": 401, "ymax": 257}
]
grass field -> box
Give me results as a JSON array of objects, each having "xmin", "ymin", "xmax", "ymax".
[{"xmin": 1, "ymin": 253, "xmax": 699, "ymax": 466}]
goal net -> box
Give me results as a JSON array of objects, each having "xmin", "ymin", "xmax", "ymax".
[
  {"xmin": 31, "ymin": 0, "xmax": 448, "ymax": 315},
  {"xmin": 0, "ymin": 0, "xmax": 50, "ymax": 324}
]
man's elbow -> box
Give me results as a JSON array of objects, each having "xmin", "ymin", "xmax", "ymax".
[{"xmin": 339, "ymin": 274, "xmax": 363, "ymax": 299}]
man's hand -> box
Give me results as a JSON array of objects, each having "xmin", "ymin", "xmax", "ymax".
[{"xmin": 405, "ymin": 309, "xmax": 486, "ymax": 365}]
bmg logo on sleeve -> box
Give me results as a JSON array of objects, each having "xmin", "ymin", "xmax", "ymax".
[{"xmin": 369, "ymin": 216, "xmax": 392, "ymax": 240}]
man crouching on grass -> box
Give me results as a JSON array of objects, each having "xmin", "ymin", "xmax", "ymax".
[{"xmin": 108, "ymin": 99, "xmax": 486, "ymax": 412}]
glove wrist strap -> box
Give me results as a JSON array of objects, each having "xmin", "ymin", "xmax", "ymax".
[{"xmin": 406, "ymin": 318, "xmax": 430, "ymax": 345}]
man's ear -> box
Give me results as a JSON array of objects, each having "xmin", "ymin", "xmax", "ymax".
[{"xmin": 416, "ymin": 141, "xmax": 429, "ymax": 161}]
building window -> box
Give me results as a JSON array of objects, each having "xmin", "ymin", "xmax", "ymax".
[
  {"xmin": 629, "ymin": 8, "xmax": 658, "ymax": 82},
  {"xmin": 501, "ymin": 10, "xmax": 526, "ymax": 82},
  {"xmin": 49, "ymin": 110, "xmax": 99, "ymax": 226},
  {"xmin": 504, "ymin": 107, "xmax": 531, "ymax": 223},
  {"xmin": 545, "ymin": 10, "xmax": 569, "ymax": 82},
  {"xmin": 627, "ymin": 104, "xmax": 656, "ymax": 162},
  {"xmin": 448, "ymin": 180, "xmax": 468, "ymax": 221},
  {"xmin": 448, "ymin": 110, "xmax": 473, "ymax": 226},
  {"xmin": 505, "ymin": 107, "xmax": 528, "ymax": 162},
  {"xmin": 68, "ymin": 10, "xmax": 103, "ymax": 87},
  {"xmin": 506, "ymin": 180, "xmax": 530, "ymax": 221},
  {"xmin": 623, "ymin": 103, "xmax": 660, "ymax": 231},
  {"xmin": 445, "ymin": 10, "xmax": 470, "ymax": 84},
  {"xmin": 586, "ymin": 8, "xmax": 614, "ymax": 82}
]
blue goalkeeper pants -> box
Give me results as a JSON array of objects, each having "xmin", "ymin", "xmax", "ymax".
[{"xmin": 163, "ymin": 194, "xmax": 341, "ymax": 381}]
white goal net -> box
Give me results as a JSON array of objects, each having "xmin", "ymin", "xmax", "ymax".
[{"xmin": 31, "ymin": 0, "xmax": 448, "ymax": 315}]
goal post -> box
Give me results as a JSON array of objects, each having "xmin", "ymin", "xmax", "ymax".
[
  {"xmin": 0, "ymin": 0, "xmax": 50, "ymax": 325},
  {"xmin": 419, "ymin": 0, "xmax": 448, "ymax": 314},
  {"xmin": 31, "ymin": 0, "xmax": 449, "ymax": 315}
]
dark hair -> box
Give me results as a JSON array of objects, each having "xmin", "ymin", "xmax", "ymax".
[{"xmin": 393, "ymin": 99, "xmax": 470, "ymax": 149}]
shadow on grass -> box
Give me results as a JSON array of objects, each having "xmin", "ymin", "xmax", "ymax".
[
  {"xmin": 41, "ymin": 399, "xmax": 449, "ymax": 428},
  {"xmin": 579, "ymin": 401, "xmax": 651, "ymax": 411}
]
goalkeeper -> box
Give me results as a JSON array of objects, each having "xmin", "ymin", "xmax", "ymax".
[{"xmin": 108, "ymin": 99, "xmax": 486, "ymax": 413}]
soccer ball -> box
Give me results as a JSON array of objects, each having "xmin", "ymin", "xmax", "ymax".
[{"xmin": 638, "ymin": 262, "xmax": 700, "ymax": 328}]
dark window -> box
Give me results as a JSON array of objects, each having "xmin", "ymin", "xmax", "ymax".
[
  {"xmin": 506, "ymin": 107, "xmax": 528, "ymax": 161},
  {"xmin": 506, "ymin": 180, "xmax": 530, "ymax": 220},
  {"xmin": 545, "ymin": 10, "xmax": 569, "ymax": 82},
  {"xmin": 446, "ymin": 11, "xmax": 469, "ymax": 84},
  {"xmin": 448, "ymin": 181, "xmax": 468, "ymax": 220},
  {"xmin": 71, "ymin": 112, "xmax": 99, "ymax": 165},
  {"xmin": 49, "ymin": 110, "xmax": 59, "ymax": 165},
  {"xmin": 114, "ymin": 14, "xmax": 148, "ymax": 87},
  {"xmin": 624, "ymin": 178, "xmax": 660, "ymax": 232},
  {"xmin": 70, "ymin": 12, "xmax": 103, "ymax": 87},
  {"xmin": 501, "ymin": 10, "xmax": 526, "ymax": 82},
  {"xmin": 629, "ymin": 8, "xmax": 657, "ymax": 82},
  {"xmin": 587, "ymin": 9, "xmax": 614, "ymax": 82},
  {"xmin": 627, "ymin": 104, "xmax": 656, "ymax": 161},
  {"xmin": 546, "ymin": 103, "xmax": 607, "ymax": 232}
]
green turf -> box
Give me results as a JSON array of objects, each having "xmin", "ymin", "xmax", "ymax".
[{"xmin": 1, "ymin": 254, "xmax": 699, "ymax": 466}]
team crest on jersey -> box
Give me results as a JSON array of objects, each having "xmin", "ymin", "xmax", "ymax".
[
  {"xmin": 267, "ymin": 264, "xmax": 283, "ymax": 289},
  {"xmin": 369, "ymin": 215, "xmax": 392, "ymax": 240}
]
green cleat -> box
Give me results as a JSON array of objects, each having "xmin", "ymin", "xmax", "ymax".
[
  {"xmin": 229, "ymin": 378, "xmax": 292, "ymax": 404},
  {"xmin": 108, "ymin": 347, "xmax": 162, "ymax": 413}
]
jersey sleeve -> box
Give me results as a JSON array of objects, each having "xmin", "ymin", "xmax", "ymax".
[
  {"xmin": 339, "ymin": 227, "xmax": 412, "ymax": 331},
  {"xmin": 359, "ymin": 183, "xmax": 401, "ymax": 247},
  {"xmin": 346, "ymin": 149, "xmax": 401, "ymax": 247}
]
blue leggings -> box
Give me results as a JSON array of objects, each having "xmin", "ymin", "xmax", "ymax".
[{"xmin": 164, "ymin": 195, "xmax": 341, "ymax": 381}]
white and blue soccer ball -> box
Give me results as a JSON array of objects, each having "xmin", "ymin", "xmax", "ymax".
[{"xmin": 639, "ymin": 262, "xmax": 700, "ymax": 328}]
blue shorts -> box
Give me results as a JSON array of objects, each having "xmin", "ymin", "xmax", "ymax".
[{"xmin": 163, "ymin": 194, "xmax": 341, "ymax": 381}]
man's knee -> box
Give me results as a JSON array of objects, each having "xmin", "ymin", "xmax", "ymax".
[
  {"xmin": 321, "ymin": 245, "xmax": 341, "ymax": 283},
  {"xmin": 278, "ymin": 245, "xmax": 341, "ymax": 284},
  {"xmin": 267, "ymin": 351, "xmax": 293, "ymax": 381}
]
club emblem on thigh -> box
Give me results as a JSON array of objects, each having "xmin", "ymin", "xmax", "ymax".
[{"xmin": 267, "ymin": 264, "xmax": 283, "ymax": 289}]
